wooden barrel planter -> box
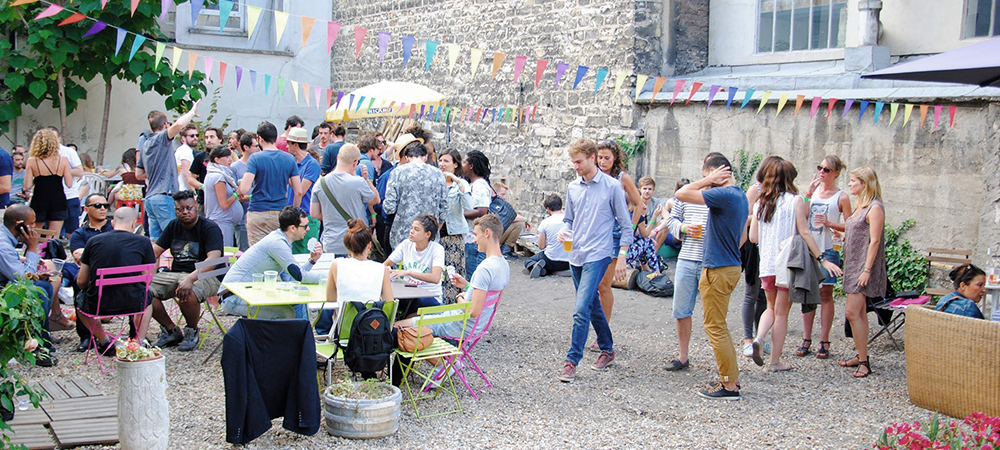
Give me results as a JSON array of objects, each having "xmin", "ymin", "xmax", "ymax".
[{"xmin": 323, "ymin": 384, "xmax": 401, "ymax": 439}]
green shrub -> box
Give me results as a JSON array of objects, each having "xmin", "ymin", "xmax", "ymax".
[{"xmin": 731, "ymin": 148, "xmax": 763, "ymax": 191}]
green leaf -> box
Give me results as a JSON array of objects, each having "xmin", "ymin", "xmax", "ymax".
[
  {"xmin": 28, "ymin": 81, "xmax": 46, "ymax": 99},
  {"xmin": 4, "ymin": 72, "xmax": 25, "ymax": 91}
]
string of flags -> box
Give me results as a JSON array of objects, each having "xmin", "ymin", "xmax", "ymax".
[{"xmin": 11, "ymin": 0, "xmax": 960, "ymax": 129}]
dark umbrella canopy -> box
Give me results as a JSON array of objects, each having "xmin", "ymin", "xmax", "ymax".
[{"xmin": 862, "ymin": 37, "xmax": 1000, "ymax": 87}]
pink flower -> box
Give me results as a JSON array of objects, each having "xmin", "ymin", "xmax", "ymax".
[{"xmin": 23, "ymin": 338, "xmax": 38, "ymax": 352}]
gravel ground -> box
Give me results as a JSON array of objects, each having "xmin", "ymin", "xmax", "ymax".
[{"xmin": 14, "ymin": 258, "xmax": 927, "ymax": 449}]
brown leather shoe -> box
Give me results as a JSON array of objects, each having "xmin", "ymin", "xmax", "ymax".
[
  {"xmin": 591, "ymin": 351, "xmax": 615, "ymax": 370},
  {"xmin": 558, "ymin": 361, "xmax": 577, "ymax": 383}
]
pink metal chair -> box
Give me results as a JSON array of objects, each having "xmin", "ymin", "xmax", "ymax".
[
  {"xmin": 79, "ymin": 263, "xmax": 157, "ymax": 374},
  {"xmin": 438, "ymin": 290, "xmax": 504, "ymax": 400}
]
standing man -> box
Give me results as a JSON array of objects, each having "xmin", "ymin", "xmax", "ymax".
[
  {"xmin": 355, "ymin": 133, "xmax": 378, "ymax": 182},
  {"xmin": 555, "ymin": 139, "xmax": 632, "ymax": 383},
  {"xmin": 238, "ymin": 122, "xmax": 302, "ymax": 246},
  {"xmin": 311, "ymin": 143, "xmax": 378, "ymax": 257},
  {"xmin": 136, "ymin": 104, "xmax": 200, "ymax": 241},
  {"xmin": 10, "ymin": 148, "xmax": 26, "ymax": 205},
  {"xmin": 275, "ymin": 115, "xmax": 304, "ymax": 152},
  {"xmin": 189, "ymin": 127, "xmax": 223, "ymax": 202},
  {"xmin": 285, "ymin": 127, "xmax": 321, "ymax": 254},
  {"xmin": 371, "ymin": 133, "xmax": 392, "ymax": 182},
  {"xmin": 674, "ymin": 153, "xmax": 748, "ymax": 400},
  {"xmin": 229, "ymin": 133, "xmax": 258, "ymax": 251},
  {"xmin": 176, "ymin": 124, "xmax": 200, "ymax": 191},
  {"xmin": 148, "ymin": 190, "xmax": 224, "ymax": 351},
  {"xmin": 320, "ymin": 123, "xmax": 346, "ymax": 175},
  {"xmin": 308, "ymin": 122, "xmax": 332, "ymax": 155}
]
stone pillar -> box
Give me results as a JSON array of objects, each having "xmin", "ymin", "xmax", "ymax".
[
  {"xmin": 858, "ymin": 0, "xmax": 882, "ymax": 46},
  {"xmin": 845, "ymin": 0, "xmax": 890, "ymax": 72}
]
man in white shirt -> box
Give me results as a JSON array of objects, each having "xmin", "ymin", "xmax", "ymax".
[
  {"xmin": 524, "ymin": 194, "xmax": 570, "ymax": 278},
  {"xmin": 176, "ymin": 124, "xmax": 200, "ymax": 191},
  {"xmin": 45, "ymin": 126, "xmax": 84, "ymax": 238}
]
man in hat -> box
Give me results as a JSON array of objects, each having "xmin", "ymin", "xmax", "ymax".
[
  {"xmin": 238, "ymin": 121, "xmax": 303, "ymax": 246},
  {"xmin": 285, "ymin": 127, "xmax": 321, "ymax": 254}
]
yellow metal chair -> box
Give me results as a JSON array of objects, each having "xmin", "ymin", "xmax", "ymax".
[
  {"xmin": 315, "ymin": 300, "xmax": 398, "ymax": 386},
  {"xmin": 394, "ymin": 302, "xmax": 471, "ymax": 419}
]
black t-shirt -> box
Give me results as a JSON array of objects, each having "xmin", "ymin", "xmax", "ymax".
[
  {"xmin": 156, "ymin": 217, "xmax": 224, "ymax": 273},
  {"xmin": 80, "ymin": 230, "xmax": 156, "ymax": 313},
  {"xmin": 191, "ymin": 150, "xmax": 208, "ymax": 183}
]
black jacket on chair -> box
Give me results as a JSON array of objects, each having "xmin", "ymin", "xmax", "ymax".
[{"xmin": 221, "ymin": 319, "xmax": 320, "ymax": 444}]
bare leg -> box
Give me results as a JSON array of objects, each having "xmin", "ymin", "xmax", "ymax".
[
  {"xmin": 819, "ymin": 286, "xmax": 835, "ymax": 345},
  {"xmin": 844, "ymin": 293, "xmax": 870, "ymax": 375},
  {"xmin": 177, "ymin": 294, "xmax": 202, "ymax": 329},
  {"xmin": 677, "ymin": 317, "xmax": 692, "ymax": 363},
  {"xmin": 79, "ymin": 315, "xmax": 108, "ymax": 342},
  {"xmin": 754, "ymin": 289, "xmax": 778, "ymax": 343},
  {"xmin": 769, "ymin": 289, "xmax": 792, "ymax": 370},
  {"xmin": 802, "ymin": 309, "xmax": 816, "ymax": 342},
  {"xmin": 150, "ymin": 298, "xmax": 176, "ymax": 330},
  {"xmin": 136, "ymin": 306, "xmax": 154, "ymax": 342}
]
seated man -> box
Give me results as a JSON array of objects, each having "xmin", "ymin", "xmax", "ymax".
[
  {"xmin": 149, "ymin": 190, "xmax": 224, "ymax": 351},
  {"xmin": 219, "ymin": 206, "xmax": 325, "ymax": 319},
  {"xmin": 0, "ymin": 204, "xmax": 57, "ymax": 366},
  {"xmin": 76, "ymin": 207, "xmax": 156, "ymax": 353},
  {"xmin": 68, "ymin": 193, "xmax": 114, "ymax": 352},
  {"xmin": 524, "ymin": 194, "xmax": 570, "ymax": 278}
]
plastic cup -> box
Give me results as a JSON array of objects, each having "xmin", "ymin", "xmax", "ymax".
[
  {"xmin": 252, "ymin": 273, "xmax": 264, "ymax": 285},
  {"xmin": 51, "ymin": 258, "xmax": 65, "ymax": 277},
  {"xmin": 263, "ymin": 271, "xmax": 278, "ymax": 290},
  {"xmin": 687, "ymin": 223, "xmax": 704, "ymax": 239},
  {"xmin": 562, "ymin": 229, "xmax": 573, "ymax": 253}
]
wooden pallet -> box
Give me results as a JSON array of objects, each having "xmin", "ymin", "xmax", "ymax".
[
  {"xmin": 43, "ymin": 396, "xmax": 118, "ymax": 422},
  {"xmin": 5, "ymin": 378, "xmax": 118, "ymax": 449},
  {"xmin": 1, "ymin": 424, "xmax": 56, "ymax": 450},
  {"xmin": 49, "ymin": 417, "xmax": 119, "ymax": 449}
]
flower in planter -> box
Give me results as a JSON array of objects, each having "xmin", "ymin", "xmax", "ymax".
[
  {"xmin": 23, "ymin": 338, "xmax": 38, "ymax": 352},
  {"xmin": 116, "ymin": 338, "xmax": 163, "ymax": 362},
  {"xmin": 875, "ymin": 412, "xmax": 1000, "ymax": 449}
]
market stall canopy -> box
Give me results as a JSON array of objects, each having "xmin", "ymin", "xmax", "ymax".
[
  {"xmin": 862, "ymin": 37, "xmax": 1000, "ymax": 87},
  {"xmin": 324, "ymin": 81, "xmax": 446, "ymax": 122}
]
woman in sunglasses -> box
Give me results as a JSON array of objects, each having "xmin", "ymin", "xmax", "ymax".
[{"xmin": 794, "ymin": 155, "xmax": 853, "ymax": 360}]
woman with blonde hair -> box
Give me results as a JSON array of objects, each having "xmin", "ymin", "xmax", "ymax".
[
  {"xmin": 839, "ymin": 167, "xmax": 886, "ymax": 378},
  {"xmin": 23, "ymin": 129, "xmax": 73, "ymax": 233}
]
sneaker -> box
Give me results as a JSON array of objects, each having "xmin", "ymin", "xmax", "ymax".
[
  {"xmin": 751, "ymin": 340, "xmax": 764, "ymax": 367},
  {"xmin": 697, "ymin": 382, "xmax": 740, "ymax": 401},
  {"xmin": 588, "ymin": 342, "xmax": 601, "ymax": 353},
  {"xmin": 530, "ymin": 260, "xmax": 546, "ymax": 279},
  {"xmin": 35, "ymin": 350, "xmax": 57, "ymax": 368},
  {"xmin": 153, "ymin": 325, "xmax": 183, "ymax": 348},
  {"xmin": 742, "ymin": 342, "xmax": 754, "ymax": 357},
  {"xmin": 558, "ymin": 361, "xmax": 577, "ymax": 382},
  {"xmin": 664, "ymin": 358, "xmax": 690, "ymax": 372},
  {"xmin": 763, "ymin": 341, "xmax": 772, "ymax": 354},
  {"xmin": 178, "ymin": 327, "xmax": 201, "ymax": 352},
  {"xmin": 591, "ymin": 351, "xmax": 615, "ymax": 370},
  {"xmin": 95, "ymin": 338, "xmax": 115, "ymax": 356}
]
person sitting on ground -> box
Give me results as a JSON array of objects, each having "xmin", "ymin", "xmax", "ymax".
[
  {"xmin": 149, "ymin": 190, "xmax": 224, "ymax": 351},
  {"xmin": 384, "ymin": 215, "xmax": 446, "ymax": 317},
  {"xmin": 524, "ymin": 194, "xmax": 570, "ymax": 278},
  {"xmin": 76, "ymin": 207, "xmax": 156, "ymax": 354},
  {"xmin": 219, "ymin": 206, "xmax": 325, "ymax": 320},
  {"xmin": 625, "ymin": 191, "xmax": 663, "ymax": 274},
  {"xmin": 935, "ymin": 263, "xmax": 987, "ymax": 319},
  {"xmin": 324, "ymin": 218, "xmax": 394, "ymax": 329}
]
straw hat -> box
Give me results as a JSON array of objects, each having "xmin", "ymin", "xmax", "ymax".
[
  {"xmin": 392, "ymin": 133, "xmax": 424, "ymax": 159},
  {"xmin": 287, "ymin": 127, "xmax": 310, "ymax": 144}
]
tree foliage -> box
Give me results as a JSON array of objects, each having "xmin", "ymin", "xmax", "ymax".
[{"xmin": 0, "ymin": 0, "xmax": 206, "ymax": 134}]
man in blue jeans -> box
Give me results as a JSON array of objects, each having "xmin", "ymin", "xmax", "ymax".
[
  {"xmin": 136, "ymin": 102, "xmax": 200, "ymax": 241},
  {"xmin": 557, "ymin": 139, "xmax": 633, "ymax": 383}
]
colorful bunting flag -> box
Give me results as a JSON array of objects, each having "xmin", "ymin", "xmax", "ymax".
[
  {"xmin": 491, "ymin": 53, "xmax": 506, "ymax": 81},
  {"xmin": 888, "ymin": 103, "xmax": 899, "ymax": 125},
  {"xmin": 685, "ymin": 82, "xmax": 703, "ymax": 105},
  {"xmin": 919, "ymin": 105, "xmax": 929, "ymax": 127},
  {"xmin": 826, "ymin": 98, "xmax": 838, "ymax": 119},
  {"xmin": 326, "ymin": 89, "xmax": 333, "ymax": 108},
  {"xmin": 776, "ymin": 93, "xmax": 790, "ymax": 116},
  {"xmin": 246, "ymin": 5, "xmax": 262, "ymax": 41},
  {"xmin": 219, "ymin": 61, "xmax": 228, "ymax": 86},
  {"xmin": 274, "ymin": 11, "xmax": 290, "ymax": 45},
  {"xmin": 948, "ymin": 105, "xmax": 957, "ymax": 127},
  {"xmin": 127, "ymin": 35, "xmax": 146, "ymax": 61},
  {"xmin": 159, "ymin": 0, "xmax": 169, "ymax": 21},
  {"xmin": 873, "ymin": 101, "xmax": 884, "ymax": 124},
  {"xmin": 187, "ymin": 51, "xmax": 197, "ymax": 78},
  {"xmin": 114, "ymin": 28, "xmax": 127, "ymax": 57},
  {"xmin": 82, "ymin": 21, "xmax": 107, "ymax": 38},
  {"xmin": 170, "ymin": 46, "xmax": 183, "ymax": 71},
  {"xmin": 554, "ymin": 62, "xmax": 569, "ymax": 89},
  {"xmin": 264, "ymin": 74, "xmax": 271, "ymax": 96},
  {"xmin": 793, "ymin": 94, "xmax": 805, "ymax": 116},
  {"xmin": 725, "ymin": 87, "xmax": 738, "ymax": 110},
  {"xmin": 425, "ymin": 41, "xmax": 439, "ymax": 72},
  {"xmin": 903, "ymin": 104, "xmax": 913, "ymax": 127},
  {"xmin": 739, "ymin": 89, "xmax": 755, "ymax": 110},
  {"xmin": 313, "ymin": 85, "xmax": 321, "ymax": 109},
  {"xmin": 842, "ymin": 99, "xmax": 854, "ymax": 118},
  {"xmin": 634, "ymin": 75, "xmax": 649, "ymax": 102},
  {"xmin": 858, "ymin": 100, "xmax": 870, "ymax": 123},
  {"xmin": 534, "ymin": 59, "xmax": 548, "ymax": 88},
  {"xmin": 670, "ymin": 79, "xmax": 684, "ymax": 105},
  {"xmin": 377, "ymin": 32, "xmax": 390, "ymax": 65},
  {"xmin": 706, "ymin": 85, "xmax": 721, "ymax": 108},
  {"xmin": 301, "ymin": 17, "xmax": 315, "ymax": 48},
  {"xmin": 401, "ymin": 36, "xmax": 415, "ymax": 68},
  {"xmin": 469, "ymin": 48, "xmax": 484, "ymax": 81},
  {"xmin": 327, "ymin": 22, "xmax": 342, "ymax": 53},
  {"xmin": 336, "ymin": 91, "xmax": 344, "ymax": 108},
  {"xmin": 219, "ymin": 0, "xmax": 235, "ymax": 34},
  {"xmin": 532, "ymin": 106, "xmax": 537, "ymax": 122},
  {"xmin": 190, "ymin": 0, "xmax": 205, "ymax": 26},
  {"xmin": 154, "ymin": 42, "xmax": 166, "ymax": 69},
  {"xmin": 250, "ymin": 70, "xmax": 257, "ymax": 92},
  {"xmin": 651, "ymin": 77, "xmax": 666, "ymax": 102},
  {"xmin": 513, "ymin": 56, "xmax": 528, "ymax": 84},
  {"xmin": 58, "ymin": 13, "xmax": 86, "ymax": 26},
  {"xmin": 613, "ymin": 72, "xmax": 627, "ymax": 98},
  {"xmin": 203, "ymin": 56, "xmax": 214, "ymax": 81},
  {"xmin": 235, "ymin": 66, "xmax": 243, "ymax": 90},
  {"xmin": 130, "ymin": 0, "xmax": 139, "ymax": 17},
  {"xmin": 933, "ymin": 105, "xmax": 943, "ymax": 129},
  {"xmin": 278, "ymin": 77, "xmax": 286, "ymax": 99},
  {"xmin": 756, "ymin": 91, "xmax": 772, "ymax": 114},
  {"xmin": 809, "ymin": 96, "xmax": 821, "ymax": 120},
  {"xmin": 290, "ymin": 80, "xmax": 299, "ymax": 103},
  {"xmin": 9, "ymin": 0, "xmax": 39, "ymax": 6},
  {"xmin": 353, "ymin": 26, "xmax": 367, "ymax": 60},
  {"xmin": 572, "ymin": 66, "xmax": 588, "ymax": 90},
  {"xmin": 448, "ymin": 44, "xmax": 460, "ymax": 74},
  {"xmin": 594, "ymin": 68, "xmax": 609, "ymax": 94},
  {"xmin": 34, "ymin": 4, "xmax": 63, "ymax": 20}
]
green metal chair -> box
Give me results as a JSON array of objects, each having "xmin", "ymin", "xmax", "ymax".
[
  {"xmin": 394, "ymin": 302, "xmax": 471, "ymax": 419},
  {"xmin": 315, "ymin": 300, "xmax": 398, "ymax": 386}
]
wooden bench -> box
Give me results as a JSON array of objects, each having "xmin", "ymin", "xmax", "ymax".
[{"xmin": 925, "ymin": 248, "xmax": 972, "ymax": 296}]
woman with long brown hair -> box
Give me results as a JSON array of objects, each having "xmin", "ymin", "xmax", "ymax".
[
  {"xmin": 23, "ymin": 129, "xmax": 74, "ymax": 233},
  {"xmin": 438, "ymin": 148, "xmax": 472, "ymax": 304}
]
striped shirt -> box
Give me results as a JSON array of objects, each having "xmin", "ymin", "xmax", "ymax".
[{"xmin": 665, "ymin": 200, "xmax": 709, "ymax": 262}]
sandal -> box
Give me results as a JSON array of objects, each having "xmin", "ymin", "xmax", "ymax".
[
  {"xmin": 853, "ymin": 360, "xmax": 872, "ymax": 378},
  {"xmin": 838, "ymin": 354, "xmax": 860, "ymax": 367},
  {"xmin": 816, "ymin": 341, "xmax": 831, "ymax": 359},
  {"xmin": 794, "ymin": 339, "xmax": 812, "ymax": 357}
]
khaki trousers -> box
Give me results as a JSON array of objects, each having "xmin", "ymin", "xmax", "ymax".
[{"xmin": 698, "ymin": 266, "xmax": 741, "ymax": 384}]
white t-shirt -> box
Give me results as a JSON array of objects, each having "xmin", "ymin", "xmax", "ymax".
[
  {"xmin": 465, "ymin": 178, "xmax": 492, "ymax": 244},
  {"xmin": 538, "ymin": 213, "xmax": 569, "ymax": 262},
  {"xmin": 387, "ymin": 239, "xmax": 445, "ymax": 300},
  {"xmin": 58, "ymin": 144, "xmax": 82, "ymax": 199},
  {"xmin": 175, "ymin": 144, "xmax": 194, "ymax": 191}
]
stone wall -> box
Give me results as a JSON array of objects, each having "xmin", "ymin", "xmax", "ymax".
[{"xmin": 637, "ymin": 101, "xmax": 1000, "ymax": 266}]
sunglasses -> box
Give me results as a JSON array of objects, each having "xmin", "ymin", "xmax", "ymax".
[
  {"xmin": 185, "ymin": 134, "xmax": 198, "ymax": 138},
  {"xmin": 87, "ymin": 202, "xmax": 110, "ymax": 209},
  {"xmin": 816, "ymin": 165, "xmax": 833, "ymax": 173}
]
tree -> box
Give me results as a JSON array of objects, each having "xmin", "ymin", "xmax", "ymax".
[{"xmin": 0, "ymin": 0, "xmax": 206, "ymax": 163}]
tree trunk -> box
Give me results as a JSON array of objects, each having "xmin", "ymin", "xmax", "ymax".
[
  {"xmin": 97, "ymin": 79, "xmax": 112, "ymax": 165},
  {"xmin": 56, "ymin": 68, "xmax": 67, "ymax": 136}
]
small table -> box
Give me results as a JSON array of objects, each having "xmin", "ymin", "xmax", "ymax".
[{"xmin": 221, "ymin": 281, "xmax": 331, "ymax": 319}]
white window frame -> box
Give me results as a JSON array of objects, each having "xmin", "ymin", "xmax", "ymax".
[
  {"xmin": 756, "ymin": 0, "xmax": 847, "ymax": 53},
  {"xmin": 964, "ymin": 0, "xmax": 1000, "ymax": 38},
  {"xmin": 190, "ymin": 1, "xmax": 248, "ymax": 37}
]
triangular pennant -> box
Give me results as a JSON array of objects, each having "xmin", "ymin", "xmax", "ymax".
[
  {"xmin": 793, "ymin": 94, "xmax": 805, "ymax": 116},
  {"xmin": 160, "ymin": 0, "xmax": 169, "ymax": 21},
  {"xmin": 128, "ymin": 35, "xmax": 146, "ymax": 61},
  {"xmin": 448, "ymin": 44, "xmax": 460, "ymax": 74},
  {"xmin": 219, "ymin": 0, "xmax": 235, "ymax": 34},
  {"xmin": 685, "ymin": 82, "xmax": 703, "ymax": 105},
  {"xmin": 903, "ymin": 104, "xmax": 913, "ymax": 127},
  {"xmin": 513, "ymin": 55, "xmax": 528, "ymax": 84},
  {"xmin": 809, "ymin": 96, "xmax": 821, "ymax": 120},
  {"xmin": 301, "ymin": 17, "xmax": 315, "ymax": 49},
  {"xmin": 532, "ymin": 105, "xmax": 537, "ymax": 122},
  {"xmin": 218, "ymin": 61, "xmax": 228, "ymax": 86},
  {"xmin": 534, "ymin": 59, "xmax": 548, "ymax": 88},
  {"xmin": 888, "ymin": 103, "xmax": 899, "ymax": 125},
  {"xmin": 187, "ymin": 51, "xmax": 198, "ymax": 79},
  {"xmin": 250, "ymin": 70, "xmax": 257, "ymax": 92},
  {"xmin": 919, "ymin": 105, "xmax": 929, "ymax": 127},
  {"xmin": 572, "ymin": 66, "xmax": 588, "ymax": 89},
  {"xmin": 756, "ymin": 91, "xmax": 772, "ymax": 114},
  {"xmin": 948, "ymin": 105, "xmax": 957, "ymax": 127},
  {"xmin": 58, "ymin": 13, "xmax": 86, "ymax": 26},
  {"xmin": 401, "ymin": 36, "xmax": 415, "ymax": 68},
  {"xmin": 858, "ymin": 100, "xmax": 870, "ymax": 123},
  {"xmin": 336, "ymin": 91, "xmax": 344, "ymax": 108},
  {"xmin": 593, "ymin": 68, "xmax": 609, "ymax": 94},
  {"xmin": 469, "ymin": 48, "xmax": 484, "ymax": 80},
  {"xmin": 491, "ymin": 52, "xmax": 506, "ymax": 80},
  {"xmin": 326, "ymin": 89, "xmax": 333, "ymax": 108},
  {"xmin": 826, "ymin": 98, "xmax": 838, "ymax": 119},
  {"xmin": 264, "ymin": 74, "xmax": 271, "ymax": 96},
  {"xmin": 99, "ymin": 0, "xmax": 109, "ymax": 9},
  {"xmin": 353, "ymin": 26, "xmax": 367, "ymax": 60},
  {"xmin": 776, "ymin": 93, "xmax": 790, "ymax": 116},
  {"xmin": 419, "ymin": 105, "xmax": 425, "ymax": 119},
  {"xmin": 873, "ymin": 101, "xmax": 885, "ymax": 124},
  {"xmin": 650, "ymin": 77, "xmax": 667, "ymax": 102},
  {"xmin": 302, "ymin": 83, "xmax": 310, "ymax": 106},
  {"xmin": 246, "ymin": 5, "xmax": 262, "ymax": 41},
  {"xmin": 235, "ymin": 66, "xmax": 243, "ymax": 90},
  {"xmin": 170, "ymin": 46, "xmax": 183, "ymax": 71},
  {"xmin": 842, "ymin": 99, "xmax": 855, "ymax": 118},
  {"xmin": 933, "ymin": 105, "xmax": 943, "ymax": 129},
  {"xmin": 706, "ymin": 85, "xmax": 721, "ymax": 108},
  {"xmin": 670, "ymin": 79, "xmax": 684, "ymax": 105},
  {"xmin": 190, "ymin": 0, "xmax": 205, "ymax": 26},
  {"xmin": 34, "ymin": 4, "xmax": 63, "ymax": 20},
  {"xmin": 327, "ymin": 22, "xmax": 342, "ymax": 53},
  {"xmin": 9, "ymin": 0, "xmax": 39, "ymax": 6},
  {"xmin": 130, "ymin": 0, "xmax": 140, "ymax": 16},
  {"xmin": 409, "ymin": 104, "xmax": 416, "ymax": 120},
  {"xmin": 348, "ymin": 94, "xmax": 355, "ymax": 111},
  {"xmin": 274, "ymin": 11, "xmax": 290, "ymax": 45},
  {"xmin": 425, "ymin": 40, "xmax": 439, "ymax": 72},
  {"xmin": 739, "ymin": 88, "xmax": 755, "ymax": 110},
  {"xmin": 725, "ymin": 87, "xmax": 738, "ymax": 110},
  {"xmin": 554, "ymin": 62, "xmax": 569, "ymax": 89},
  {"xmin": 154, "ymin": 42, "xmax": 166, "ymax": 69},
  {"xmin": 368, "ymin": 97, "xmax": 376, "ymax": 113},
  {"xmin": 114, "ymin": 28, "xmax": 127, "ymax": 57},
  {"xmin": 277, "ymin": 77, "xmax": 285, "ymax": 98},
  {"xmin": 290, "ymin": 80, "xmax": 299, "ymax": 103},
  {"xmin": 435, "ymin": 104, "xmax": 442, "ymax": 122},
  {"xmin": 203, "ymin": 56, "xmax": 214, "ymax": 81},
  {"xmin": 377, "ymin": 32, "xmax": 390, "ymax": 65},
  {"xmin": 82, "ymin": 21, "xmax": 107, "ymax": 39},
  {"xmin": 314, "ymin": 86, "xmax": 322, "ymax": 110},
  {"xmin": 613, "ymin": 72, "xmax": 627, "ymax": 98}
]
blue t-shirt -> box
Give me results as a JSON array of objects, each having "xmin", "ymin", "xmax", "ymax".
[
  {"xmin": 355, "ymin": 153, "xmax": 376, "ymax": 181},
  {"xmin": 288, "ymin": 155, "xmax": 320, "ymax": 214},
  {"xmin": 321, "ymin": 142, "xmax": 344, "ymax": 175},
  {"xmin": 246, "ymin": 150, "xmax": 298, "ymax": 212},
  {"xmin": 0, "ymin": 149, "xmax": 12, "ymax": 207},
  {"xmin": 701, "ymin": 185, "xmax": 748, "ymax": 269}
]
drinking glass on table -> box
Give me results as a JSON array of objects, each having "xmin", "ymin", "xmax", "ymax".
[
  {"xmin": 263, "ymin": 271, "xmax": 278, "ymax": 290},
  {"xmin": 252, "ymin": 273, "xmax": 264, "ymax": 284}
]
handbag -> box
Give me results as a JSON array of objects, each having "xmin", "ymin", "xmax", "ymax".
[
  {"xmin": 394, "ymin": 325, "xmax": 434, "ymax": 352},
  {"xmin": 489, "ymin": 185, "xmax": 517, "ymax": 230},
  {"xmin": 319, "ymin": 174, "xmax": 385, "ymax": 261},
  {"xmin": 636, "ymin": 270, "xmax": 674, "ymax": 297}
]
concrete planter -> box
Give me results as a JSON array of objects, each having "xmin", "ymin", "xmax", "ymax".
[
  {"xmin": 117, "ymin": 356, "xmax": 169, "ymax": 450},
  {"xmin": 323, "ymin": 384, "xmax": 401, "ymax": 439}
]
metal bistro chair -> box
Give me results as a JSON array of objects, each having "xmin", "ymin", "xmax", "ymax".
[
  {"xmin": 194, "ymin": 256, "xmax": 233, "ymax": 348},
  {"xmin": 435, "ymin": 290, "xmax": 504, "ymax": 400},
  {"xmin": 79, "ymin": 263, "xmax": 157, "ymax": 374},
  {"xmin": 394, "ymin": 302, "xmax": 471, "ymax": 419},
  {"xmin": 315, "ymin": 300, "xmax": 398, "ymax": 386}
]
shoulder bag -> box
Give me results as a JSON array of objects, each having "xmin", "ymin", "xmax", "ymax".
[
  {"xmin": 488, "ymin": 184, "xmax": 517, "ymax": 230},
  {"xmin": 319, "ymin": 174, "xmax": 385, "ymax": 261}
]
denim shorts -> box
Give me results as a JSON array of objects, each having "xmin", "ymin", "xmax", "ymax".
[
  {"xmin": 819, "ymin": 249, "xmax": 842, "ymax": 286},
  {"xmin": 672, "ymin": 258, "xmax": 702, "ymax": 319}
]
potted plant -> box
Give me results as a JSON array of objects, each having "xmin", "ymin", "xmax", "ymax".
[
  {"xmin": 323, "ymin": 375, "xmax": 401, "ymax": 439},
  {"xmin": 0, "ymin": 277, "xmax": 48, "ymax": 447},
  {"xmin": 116, "ymin": 339, "xmax": 169, "ymax": 450}
]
